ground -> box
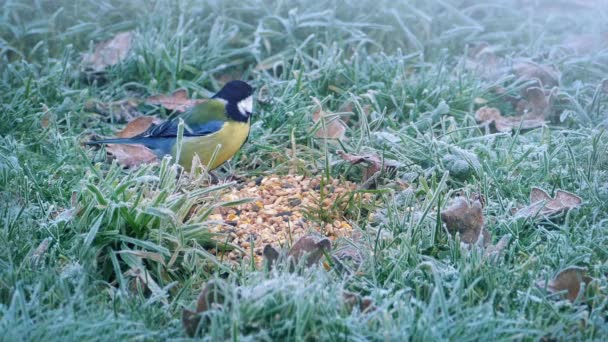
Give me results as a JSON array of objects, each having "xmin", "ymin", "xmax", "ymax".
[{"xmin": 1, "ymin": 0, "xmax": 608, "ymax": 340}]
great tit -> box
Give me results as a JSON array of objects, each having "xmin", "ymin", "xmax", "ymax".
[{"xmin": 88, "ymin": 80, "xmax": 254, "ymax": 170}]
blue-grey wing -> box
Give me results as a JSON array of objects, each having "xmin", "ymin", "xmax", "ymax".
[{"xmin": 140, "ymin": 118, "xmax": 225, "ymax": 138}]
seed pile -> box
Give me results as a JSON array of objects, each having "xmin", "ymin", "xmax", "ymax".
[{"xmin": 208, "ymin": 175, "xmax": 371, "ymax": 265}]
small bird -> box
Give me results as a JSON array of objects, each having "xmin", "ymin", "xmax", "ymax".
[{"xmin": 88, "ymin": 80, "xmax": 254, "ymax": 170}]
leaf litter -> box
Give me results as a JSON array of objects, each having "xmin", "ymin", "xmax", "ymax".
[
  {"xmin": 475, "ymin": 106, "xmax": 546, "ymax": 133},
  {"xmin": 336, "ymin": 150, "xmax": 403, "ymax": 183},
  {"xmin": 182, "ymin": 280, "xmax": 228, "ymax": 337},
  {"xmin": 440, "ymin": 195, "xmax": 510, "ymax": 257},
  {"xmin": 311, "ymin": 98, "xmax": 348, "ymax": 140},
  {"xmin": 263, "ymin": 234, "xmax": 332, "ymax": 270},
  {"xmin": 514, "ymin": 187, "xmax": 582, "ymax": 219},
  {"xmin": 82, "ymin": 31, "xmax": 134, "ymax": 72},
  {"xmin": 467, "ymin": 45, "xmax": 561, "ymax": 131},
  {"xmin": 103, "ymin": 116, "xmax": 161, "ymax": 167},
  {"xmin": 536, "ymin": 266, "xmax": 592, "ymax": 302},
  {"xmin": 146, "ymin": 89, "xmax": 207, "ymax": 112}
]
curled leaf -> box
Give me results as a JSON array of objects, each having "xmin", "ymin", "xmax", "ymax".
[
  {"xmin": 464, "ymin": 43, "xmax": 504, "ymax": 80},
  {"xmin": 312, "ymin": 98, "xmax": 347, "ymax": 140},
  {"xmin": 182, "ymin": 280, "xmax": 227, "ymax": 337},
  {"xmin": 343, "ymin": 291, "xmax": 375, "ymax": 313},
  {"xmin": 484, "ymin": 234, "xmax": 511, "ymax": 259},
  {"xmin": 264, "ymin": 234, "xmax": 332, "ymax": 270},
  {"xmin": 262, "ymin": 244, "xmax": 280, "ymax": 269},
  {"xmin": 30, "ymin": 237, "xmax": 52, "ymax": 266},
  {"xmin": 536, "ymin": 266, "xmax": 592, "ymax": 302},
  {"xmin": 512, "ymin": 61, "xmax": 560, "ymax": 89},
  {"xmin": 82, "ymin": 31, "xmax": 134, "ymax": 72},
  {"xmin": 287, "ymin": 234, "xmax": 332, "ymax": 268},
  {"xmin": 336, "ymin": 150, "xmax": 402, "ymax": 181},
  {"xmin": 475, "ymin": 106, "xmax": 545, "ymax": 133},
  {"xmin": 146, "ymin": 89, "xmax": 207, "ymax": 112},
  {"xmin": 441, "ymin": 197, "xmax": 491, "ymax": 246},
  {"xmin": 515, "ymin": 187, "xmax": 582, "ymax": 219}
]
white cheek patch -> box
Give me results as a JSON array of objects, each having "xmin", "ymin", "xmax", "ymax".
[{"xmin": 237, "ymin": 96, "xmax": 253, "ymax": 116}]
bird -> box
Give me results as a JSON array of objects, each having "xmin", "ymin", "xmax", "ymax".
[{"xmin": 87, "ymin": 80, "xmax": 254, "ymax": 170}]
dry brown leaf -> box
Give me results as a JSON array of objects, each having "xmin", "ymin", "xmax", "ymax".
[
  {"xmin": 441, "ymin": 197, "xmax": 491, "ymax": 246},
  {"xmin": 484, "ymin": 234, "xmax": 511, "ymax": 259},
  {"xmin": 263, "ymin": 234, "xmax": 332, "ymax": 270},
  {"xmin": 40, "ymin": 104, "xmax": 53, "ymax": 129},
  {"xmin": 336, "ymin": 150, "xmax": 402, "ymax": 181},
  {"xmin": 312, "ymin": 98, "xmax": 347, "ymax": 140},
  {"xmin": 262, "ymin": 244, "xmax": 281, "ymax": 269},
  {"xmin": 124, "ymin": 267, "xmax": 165, "ymax": 302},
  {"xmin": 520, "ymin": 87, "xmax": 555, "ymax": 119},
  {"xmin": 287, "ymin": 234, "xmax": 332, "ymax": 268},
  {"xmin": 343, "ymin": 291, "xmax": 375, "ymax": 313},
  {"xmin": 82, "ymin": 31, "xmax": 134, "ymax": 72},
  {"xmin": 337, "ymin": 100, "xmax": 371, "ymax": 125},
  {"xmin": 182, "ymin": 281, "xmax": 227, "ymax": 337},
  {"xmin": 475, "ymin": 106, "xmax": 546, "ymax": 133},
  {"xmin": 30, "ymin": 237, "xmax": 52, "ymax": 266},
  {"xmin": 85, "ymin": 98, "xmax": 142, "ymax": 123},
  {"xmin": 105, "ymin": 116, "xmax": 161, "ymax": 168},
  {"xmin": 515, "ymin": 187, "xmax": 582, "ymax": 219},
  {"xmin": 513, "ymin": 61, "xmax": 560, "ymax": 89},
  {"xmin": 464, "ymin": 43, "xmax": 504, "ymax": 80},
  {"xmin": 146, "ymin": 89, "xmax": 207, "ymax": 112},
  {"xmin": 536, "ymin": 266, "xmax": 592, "ymax": 302}
]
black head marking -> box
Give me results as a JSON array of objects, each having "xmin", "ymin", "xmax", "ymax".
[
  {"xmin": 213, "ymin": 80, "xmax": 253, "ymax": 103},
  {"xmin": 212, "ymin": 80, "xmax": 254, "ymax": 122}
]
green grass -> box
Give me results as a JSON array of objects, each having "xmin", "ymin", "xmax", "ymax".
[{"xmin": 1, "ymin": 0, "xmax": 608, "ymax": 340}]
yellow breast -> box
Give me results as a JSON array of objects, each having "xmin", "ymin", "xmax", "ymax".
[{"xmin": 173, "ymin": 121, "xmax": 250, "ymax": 170}]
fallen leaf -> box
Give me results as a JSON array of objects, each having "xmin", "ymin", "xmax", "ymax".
[
  {"xmin": 105, "ymin": 116, "xmax": 161, "ymax": 167},
  {"xmin": 146, "ymin": 89, "xmax": 207, "ymax": 112},
  {"xmin": 515, "ymin": 187, "xmax": 582, "ymax": 219},
  {"xmin": 512, "ymin": 61, "xmax": 560, "ymax": 89},
  {"xmin": 336, "ymin": 150, "xmax": 402, "ymax": 181},
  {"xmin": 520, "ymin": 87, "xmax": 555, "ymax": 119},
  {"xmin": 343, "ymin": 291, "xmax": 375, "ymax": 313},
  {"xmin": 262, "ymin": 244, "xmax": 280, "ymax": 269},
  {"xmin": 82, "ymin": 31, "xmax": 134, "ymax": 72},
  {"xmin": 287, "ymin": 234, "xmax": 332, "ymax": 268},
  {"xmin": 475, "ymin": 106, "xmax": 546, "ymax": 133},
  {"xmin": 40, "ymin": 104, "xmax": 53, "ymax": 128},
  {"xmin": 125, "ymin": 267, "xmax": 165, "ymax": 302},
  {"xmin": 484, "ymin": 234, "xmax": 511, "ymax": 259},
  {"xmin": 85, "ymin": 98, "xmax": 142, "ymax": 123},
  {"xmin": 114, "ymin": 116, "xmax": 160, "ymax": 138},
  {"xmin": 30, "ymin": 237, "xmax": 52, "ymax": 266},
  {"xmin": 256, "ymin": 84, "xmax": 272, "ymax": 104},
  {"xmin": 182, "ymin": 280, "xmax": 227, "ymax": 337},
  {"xmin": 464, "ymin": 43, "xmax": 505, "ymax": 80},
  {"xmin": 263, "ymin": 234, "xmax": 332, "ymax": 270},
  {"xmin": 312, "ymin": 98, "xmax": 347, "ymax": 140},
  {"xmin": 536, "ymin": 266, "xmax": 592, "ymax": 302},
  {"xmin": 441, "ymin": 197, "xmax": 491, "ymax": 246}
]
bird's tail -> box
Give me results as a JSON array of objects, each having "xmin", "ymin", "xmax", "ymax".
[{"xmin": 86, "ymin": 137, "xmax": 143, "ymax": 145}]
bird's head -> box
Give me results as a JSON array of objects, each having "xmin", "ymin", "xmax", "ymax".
[{"xmin": 213, "ymin": 80, "xmax": 254, "ymax": 122}]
